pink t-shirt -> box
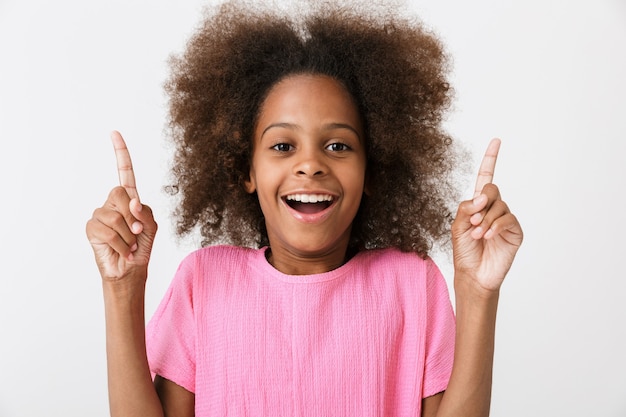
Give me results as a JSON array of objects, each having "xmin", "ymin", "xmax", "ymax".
[{"xmin": 146, "ymin": 245, "xmax": 455, "ymax": 416}]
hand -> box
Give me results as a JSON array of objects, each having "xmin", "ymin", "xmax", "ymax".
[
  {"xmin": 451, "ymin": 139, "xmax": 523, "ymax": 292},
  {"xmin": 86, "ymin": 131, "xmax": 158, "ymax": 282}
]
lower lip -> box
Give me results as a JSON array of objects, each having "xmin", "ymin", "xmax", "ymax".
[{"xmin": 282, "ymin": 199, "xmax": 336, "ymax": 223}]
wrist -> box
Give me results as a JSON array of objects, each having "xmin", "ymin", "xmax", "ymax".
[
  {"xmin": 453, "ymin": 273, "xmax": 500, "ymax": 342},
  {"xmin": 102, "ymin": 275, "xmax": 147, "ymax": 304},
  {"xmin": 454, "ymin": 273, "xmax": 500, "ymax": 304}
]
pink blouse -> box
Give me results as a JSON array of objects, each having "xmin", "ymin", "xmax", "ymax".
[{"xmin": 146, "ymin": 245, "xmax": 455, "ymax": 416}]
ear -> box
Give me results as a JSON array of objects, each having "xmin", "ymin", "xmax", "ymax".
[
  {"xmin": 363, "ymin": 170, "xmax": 372, "ymax": 196},
  {"xmin": 244, "ymin": 172, "xmax": 256, "ymax": 194}
]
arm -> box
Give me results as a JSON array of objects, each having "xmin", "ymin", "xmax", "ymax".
[
  {"xmin": 434, "ymin": 279, "xmax": 499, "ymax": 416},
  {"xmin": 87, "ymin": 131, "xmax": 194, "ymax": 416},
  {"xmin": 155, "ymin": 376, "xmax": 196, "ymax": 416},
  {"xmin": 429, "ymin": 139, "xmax": 523, "ymax": 417},
  {"xmin": 103, "ymin": 275, "xmax": 164, "ymax": 417}
]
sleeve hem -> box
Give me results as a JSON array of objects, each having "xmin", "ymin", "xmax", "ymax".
[
  {"xmin": 422, "ymin": 377, "xmax": 450, "ymax": 399},
  {"xmin": 150, "ymin": 366, "xmax": 196, "ymax": 394}
]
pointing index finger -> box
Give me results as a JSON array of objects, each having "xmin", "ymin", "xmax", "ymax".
[
  {"xmin": 111, "ymin": 130, "xmax": 140, "ymax": 202},
  {"xmin": 473, "ymin": 138, "xmax": 501, "ymax": 198}
]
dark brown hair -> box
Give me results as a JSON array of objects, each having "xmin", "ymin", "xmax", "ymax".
[{"xmin": 165, "ymin": 0, "xmax": 467, "ymax": 257}]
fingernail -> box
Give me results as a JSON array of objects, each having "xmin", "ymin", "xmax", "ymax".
[
  {"xmin": 131, "ymin": 221, "xmax": 142, "ymax": 234},
  {"xmin": 473, "ymin": 195, "xmax": 485, "ymax": 205},
  {"xmin": 131, "ymin": 199, "xmax": 142, "ymax": 212},
  {"xmin": 130, "ymin": 243, "xmax": 138, "ymax": 252},
  {"xmin": 127, "ymin": 252, "xmax": 134, "ymax": 261},
  {"xmin": 484, "ymin": 228, "xmax": 494, "ymax": 239}
]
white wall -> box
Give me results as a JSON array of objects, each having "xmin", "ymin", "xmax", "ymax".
[{"xmin": 0, "ymin": 0, "xmax": 624, "ymax": 415}]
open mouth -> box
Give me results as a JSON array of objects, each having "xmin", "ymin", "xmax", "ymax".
[{"xmin": 284, "ymin": 193, "xmax": 334, "ymax": 214}]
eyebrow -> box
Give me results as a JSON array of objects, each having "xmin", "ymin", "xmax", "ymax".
[{"xmin": 261, "ymin": 122, "xmax": 361, "ymax": 139}]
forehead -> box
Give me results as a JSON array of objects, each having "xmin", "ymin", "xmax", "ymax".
[{"xmin": 255, "ymin": 73, "xmax": 363, "ymax": 131}]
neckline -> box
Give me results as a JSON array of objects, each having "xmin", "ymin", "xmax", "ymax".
[{"xmin": 253, "ymin": 246, "xmax": 361, "ymax": 284}]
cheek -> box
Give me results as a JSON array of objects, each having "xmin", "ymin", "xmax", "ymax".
[
  {"xmin": 342, "ymin": 170, "xmax": 367, "ymax": 212},
  {"xmin": 250, "ymin": 169, "xmax": 278, "ymax": 206},
  {"xmin": 347, "ymin": 163, "xmax": 367, "ymax": 193}
]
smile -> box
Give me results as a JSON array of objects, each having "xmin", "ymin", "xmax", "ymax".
[{"xmin": 283, "ymin": 193, "xmax": 335, "ymax": 217}]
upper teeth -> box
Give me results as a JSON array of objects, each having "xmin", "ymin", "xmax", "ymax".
[{"xmin": 286, "ymin": 194, "xmax": 333, "ymax": 203}]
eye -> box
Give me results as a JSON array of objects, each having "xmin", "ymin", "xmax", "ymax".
[
  {"xmin": 271, "ymin": 143, "xmax": 293, "ymax": 152},
  {"xmin": 326, "ymin": 142, "xmax": 351, "ymax": 152}
]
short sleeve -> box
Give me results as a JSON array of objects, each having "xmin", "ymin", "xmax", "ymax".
[
  {"xmin": 145, "ymin": 254, "xmax": 197, "ymax": 393},
  {"xmin": 422, "ymin": 259, "xmax": 456, "ymax": 398}
]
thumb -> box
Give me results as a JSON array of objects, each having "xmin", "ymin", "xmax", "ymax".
[
  {"xmin": 129, "ymin": 198, "xmax": 157, "ymax": 237},
  {"xmin": 129, "ymin": 198, "xmax": 145, "ymax": 235}
]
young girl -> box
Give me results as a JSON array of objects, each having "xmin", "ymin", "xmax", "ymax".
[{"xmin": 86, "ymin": 1, "xmax": 523, "ymax": 416}]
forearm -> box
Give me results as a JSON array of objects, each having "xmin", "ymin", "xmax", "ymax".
[
  {"xmin": 103, "ymin": 279, "xmax": 164, "ymax": 417},
  {"xmin": 435, "ymin": 277, "xmax": 499, "ymax": 417}
]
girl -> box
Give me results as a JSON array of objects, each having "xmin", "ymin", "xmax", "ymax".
[{"xmin": 86, "ymin": 1, "xmax": 523, "ymax": 416}]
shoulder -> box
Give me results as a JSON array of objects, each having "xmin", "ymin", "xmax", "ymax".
[
  {"xmin": 353, "ymin": 248, "xmax": 446, "ymax": 294},
  {"xmin": 181, "ymin": 245, "xmax": 261, "ymax": 269},
  {"xmin": 169, "ymin": 246, "xmax": 266, "ymax": 303},
  {"xmin": 171, "ymin": 245, "xmax": 263, "ymax": 289},
  {"xmin": 355, "ymin": 247, "xmax": 437, "ymax": 273}
]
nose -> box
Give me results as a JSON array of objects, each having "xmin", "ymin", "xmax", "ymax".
[{"xmin": 293, "ymin": 147, "xmax": 327, "ymax": 177}]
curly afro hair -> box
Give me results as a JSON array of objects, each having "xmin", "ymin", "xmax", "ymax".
[{"xmin": 164, "ymin": 0, "xmax": 468, "ymax": 257}]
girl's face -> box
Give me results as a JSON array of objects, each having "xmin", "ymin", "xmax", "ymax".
[{"xmin": 245, "ymin": 74, "xmax": 367, "ymax": 275}]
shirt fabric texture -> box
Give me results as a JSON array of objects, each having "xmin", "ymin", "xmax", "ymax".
[{"xmin": 146, "ymin": 245, "xmax": 456, "ymax": 416}]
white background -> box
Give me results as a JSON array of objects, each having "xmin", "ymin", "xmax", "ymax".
[{"xmin": 1, "ymin": 0, "xmax": 625, "ymax": 416}]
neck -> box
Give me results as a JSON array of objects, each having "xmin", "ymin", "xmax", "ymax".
[{"xmin": 265, "ymin": 245, "xmax": 356, "ymax": 275}]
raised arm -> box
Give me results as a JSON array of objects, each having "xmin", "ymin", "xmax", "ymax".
[
  {"xmin": 86, "ymin": 131, "xmax": 164, "ymax": 416},
  {"xmin": 429, "ymin": 138, "xmax": 523, "ymax": 417}
]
